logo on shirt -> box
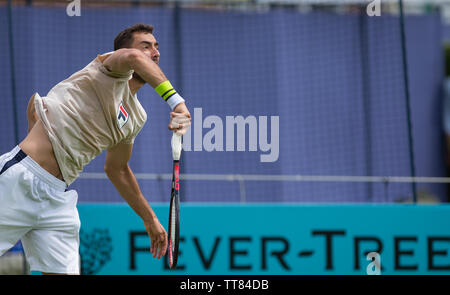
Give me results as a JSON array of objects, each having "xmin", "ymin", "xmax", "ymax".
[{"xmin": 117, "ymin": 102, "xmax": 129, "ymax": 128}]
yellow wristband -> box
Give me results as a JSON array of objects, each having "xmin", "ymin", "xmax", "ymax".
[{"xmin": 155, "ymin": 80, "xmax": 177, "ymax": 101}]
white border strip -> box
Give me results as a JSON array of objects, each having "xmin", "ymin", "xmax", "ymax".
[{"xmin": 79, "ymin": 173, "xmax": 450, "ymax": 183}]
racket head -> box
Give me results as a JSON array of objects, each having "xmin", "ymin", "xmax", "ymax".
[{"xmin": 168, "ymin": 160, "xmax": 180, "ymax": 269}]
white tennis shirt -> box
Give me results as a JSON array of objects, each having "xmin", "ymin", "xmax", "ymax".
[{"xmin": 34, "ymin": 52, "xmax": 147, "ymax": 185}]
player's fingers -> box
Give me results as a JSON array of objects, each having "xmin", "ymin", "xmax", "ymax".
[
  {"xmin": 160, "ymin": 235, "xmax": 168, "ymax": 258},
  {"xmin": 174, "ymin": 116, "xmax": 191, "ymax": 123},
  {"xmin": 161, "ymin": 243, "xmax": 167, "ymax": 257},
  {"xmin": 160, "ymin": 244, "xmax": 167, "ymax": 259},
  {"xmin": 171, "ymin": 111, "xmax": 191, "ymax": 118},
  {"xmin": 168, "ymin": 122, "xmax": 182, "ymax": 130},
  {"xmin": 168, "ymin": 123, "xmax": 179, "ymax": 130},
  {"xmin": 169, "ymin": 118, "xmax": 182, "ymax": 129},
  {"xmin": 171, "ymin": 112, "xmax": 190, "ymax": 119},
  {"xmin": 150, "ymin": 240, "xmax": 155, "ymax": 257},
  {"xmin": 177, "ymin": 119, "xmax": 191, "ymax": 128},
  {"xmin": 172, "ymin": 116, "xmax": 190, "ymax": 125},
  {"xmin": 153, "ymin": 238, "xmax": 160, "ymax": 258},
  {"xmin": 170, "ymin": 116, "xmax": 191, "ymax": 135},
  {"xmin": 157, "ymin": 245, "xmax": 163, "ymax": 259},
  {"xmin": 176, "ymin": 126, "xmax": 191, "ymax": 135},
  {"xmin": 157, "ymin": 234, "xmax": 167, "ymax": 259},
  {"xmin": 155, "ymin": 243, "xmax": 161, "ymax": 259},
  {"xmin": 169, "ymin": 121, "xmax": 190, "ymax": 132},
  {"xmin": 170, "ymin": 113, "xmax": 191, "ymax": 124},
  {"xmin": 168, "ymin": 123, "xmax": 179, "ymax": 131}
]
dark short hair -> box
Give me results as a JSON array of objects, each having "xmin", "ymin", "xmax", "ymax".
[{"xmin": 114, "ymin": 23, "xmax": 154, "ymax": 51}]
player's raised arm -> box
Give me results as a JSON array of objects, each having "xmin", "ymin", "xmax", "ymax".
[
  {"xmin": 104, "ymin": 28, "xmax": 187, "ymax": 111},
  {"xmin": 104, "ymin": 48, "xmax": 186, "ymax": 112},
  {"xmin": 103, "ymin": 48, "xmax": 167, "ymax": 88}
]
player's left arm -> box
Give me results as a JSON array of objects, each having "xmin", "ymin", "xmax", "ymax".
[{"xmin": 104, "ymin": 142, "xmax": 167, "ymax": 259}]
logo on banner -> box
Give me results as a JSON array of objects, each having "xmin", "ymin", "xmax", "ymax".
[
  {"xmin": 117, "ymin": 102, "xmax": 129, "ymax": 128},
  {"xmin": 79, "ymin": 228, "xmax": 113, "ymax": 275}
]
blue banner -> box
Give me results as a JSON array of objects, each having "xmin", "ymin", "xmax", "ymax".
[{"xmin": 77, "ymin": 204, "xmax": 450, "ymax": 275}]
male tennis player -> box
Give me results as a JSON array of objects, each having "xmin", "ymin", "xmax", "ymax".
[{"xmin": 0, "ymin": 23, "xmax": 190, "ymax": 274}]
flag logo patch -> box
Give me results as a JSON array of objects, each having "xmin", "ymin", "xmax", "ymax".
[{"xmin": 117, "ymin": 102, "xmax": 129, "ymax": 128}]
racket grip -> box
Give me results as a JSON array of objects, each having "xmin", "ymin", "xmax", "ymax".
[{"xmin": 171, "ymin": 133, "xmax": 182, "ymax": 160}]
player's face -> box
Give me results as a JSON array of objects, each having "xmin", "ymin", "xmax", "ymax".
[{"xmin": 131, "ymin": 32, "xmax": 160, "ymax": 64}]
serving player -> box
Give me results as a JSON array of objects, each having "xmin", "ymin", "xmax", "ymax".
[{"xmin": 0, "ymin": 23, "xmax": 190, "ymax": 274}]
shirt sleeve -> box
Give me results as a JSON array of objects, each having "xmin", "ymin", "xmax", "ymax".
[{"xmin": 98, "ymin": 64, "xmax": 134, "ymax": 81}]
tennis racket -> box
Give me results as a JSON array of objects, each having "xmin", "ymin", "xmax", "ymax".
[{"xmin": 168, "ymin": 133, "xmax": 182, "ymax": 269}]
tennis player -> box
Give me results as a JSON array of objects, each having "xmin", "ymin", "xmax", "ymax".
[{"xmin": 0, "ymin": 23, "xmax": 191, "ymax": 274}]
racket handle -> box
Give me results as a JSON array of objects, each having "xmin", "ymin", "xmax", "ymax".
[{"xmin": 171, "ymin": 133, "xmax": 182, "ymax": 161}]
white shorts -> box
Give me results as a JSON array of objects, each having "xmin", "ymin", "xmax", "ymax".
[{"xmin": 0, "ymin": 146, "xmax": 80, "ymax": 274}]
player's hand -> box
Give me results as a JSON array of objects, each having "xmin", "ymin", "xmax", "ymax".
[
  {"xmin": 169, "ymin": 103, "xmax": 191, "ymax": 135},
  {"xmin": 144, "ymin": 218, "xmax": 168, "ymax": 259},
  {"xmin": 173, "ymin": 102, "xmax": 190, "ymax": 118}
]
